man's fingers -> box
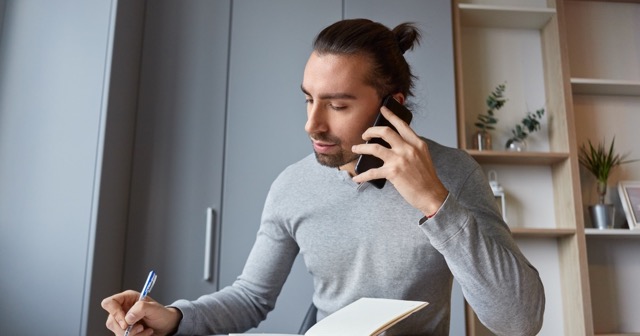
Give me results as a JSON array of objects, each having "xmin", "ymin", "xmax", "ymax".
[
  {"xmin": 125, "ymin": 301, "xmax": 145, "ymax": 325},
  {"xmin": 353, "ymin": 166, "xmax": 382, "ymax": 184},
  {"xmin": 101, "ymin": 295, "xmax": 118, "ymax": 313},
  {"xmin": 360, "ymin": 109, "xmax": 412, "ymax": 150},
  {"xmin": 101, "ymin": 290, "xmax": 139, "ymax": 312},
  {"xmin": 127, "ymin": 324, "xmax": 146, "ymax": 336},
  {"xmin": 124, "ymin": 299, "xmax": 160, "ymax": 326},
  {"xmin": 102, "ymin": 297, "xmax": 129, "ymax": 330},
  {"xmin": 105, "ymin": 314, "xmax": 116, "ymax": 331},
  {"xmin": 379, "ymin": 107, "xmax": 420, "ymax": 146},
  {"xmin": 102, "ymin": 291, "xmax": 142, "ymax": 331},
  {"xmin": 105, "ymin": 313, "xmax": 128, "ymax": 334}
]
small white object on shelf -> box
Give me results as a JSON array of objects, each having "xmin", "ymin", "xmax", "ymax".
[{"xmin": 488, "ymin": 170, "xmax": 507, "ymax": 223}]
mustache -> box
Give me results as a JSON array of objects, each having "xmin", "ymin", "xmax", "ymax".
[{"xmin": 309, "ymin": 132, "xmax": 341, "ymax": 145}]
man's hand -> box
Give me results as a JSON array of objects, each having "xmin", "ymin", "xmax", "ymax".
[
  {"xmin": 101, "ymin": 290, "xmax": 182, "ymax": 336},
  {"xmin": 351, "ymin": 106, "xmax": 449, "ymax": 217}
]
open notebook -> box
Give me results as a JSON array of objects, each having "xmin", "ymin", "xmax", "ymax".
[{"xmin": 230, "ymin": 297, "xmax": 428, "ymax": 336}]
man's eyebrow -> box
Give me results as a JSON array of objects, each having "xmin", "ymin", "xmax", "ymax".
[{"xmin": 300, "ymin": 85, "xmax": 357, "ymax": 100}]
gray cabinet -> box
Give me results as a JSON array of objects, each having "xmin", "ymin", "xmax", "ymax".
[{"xmin": 123, "ymin": 0, "xmax": 231, "ymax": 304}]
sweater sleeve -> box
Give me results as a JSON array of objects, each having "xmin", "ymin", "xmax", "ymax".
[
  {"xmin": 419, "ymin": 165, "xmax": 545, "ymax": 336},
  {"xmin": 169, "ymin": 199, "xmax": 299, "ymax": 335}
]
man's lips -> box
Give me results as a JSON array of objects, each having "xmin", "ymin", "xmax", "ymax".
[{"xmin": 312, "ymin": 141, "xmax": 337, "ymax": 154}]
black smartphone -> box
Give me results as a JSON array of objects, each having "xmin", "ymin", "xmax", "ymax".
[{"xmin": 354, "ymin": 96, "xmax": 413, "ymax": 189}]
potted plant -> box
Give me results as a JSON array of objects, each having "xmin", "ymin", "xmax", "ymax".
[
  {"xmin": 578, "ymin": 137, "xmax": 637, "ymax": 229},
  {"xmin": 473, "ymin": 83, "xmax": 506, "ymax": 150},
  {"xmin": 505, "ymin": 108, "xmax": 545, "ymax": 151}
]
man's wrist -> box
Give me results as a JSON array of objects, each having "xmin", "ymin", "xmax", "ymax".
[
  {"xmin": 165, "ymin": 307, "xmax": 183, "ymax": 336},
  {"xmin": 418, "ymin": 191, "xmax": 449, "ymax": 225}
]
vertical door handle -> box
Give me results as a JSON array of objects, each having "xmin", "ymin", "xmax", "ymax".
[{"xmin": 204, "ymin": 207, "xmax": 216, "ymax": 281}]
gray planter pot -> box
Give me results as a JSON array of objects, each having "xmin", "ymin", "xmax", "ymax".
[{"xmin": 588, "ymin": 203, "xmax": 615, "ymax": 229}]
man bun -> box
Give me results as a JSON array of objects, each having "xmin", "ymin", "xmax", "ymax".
[{"xmin": 392, "ymin": 22, "xmax": 421, "ymax": 54}]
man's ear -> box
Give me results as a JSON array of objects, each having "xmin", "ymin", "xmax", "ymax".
[{"xmin": 391, "ymin": 93, "xmax": 406, "ymax": 105}]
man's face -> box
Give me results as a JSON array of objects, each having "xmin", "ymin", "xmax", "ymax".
[{"xmin": 301, "ymin": 52, "xmax": 381, "ymax": 174}]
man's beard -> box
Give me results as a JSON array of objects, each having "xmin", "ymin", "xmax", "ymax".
[
  {"xmin": 310, "ymin": 133, "xmax": 359, "ymax": 168},
  {"xmin": 314, "ymin": 150, "xmax": 359, "ymax": 168}
]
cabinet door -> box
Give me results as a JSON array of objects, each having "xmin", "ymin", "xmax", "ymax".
[
  {"xmin": 0, "ymin": 0, "xmax": 114, "ymax": 334},
  {"xmin": 123, "ymin": 0, "xmax": 231, "ymax": 303},
  {"xmin": 220, "ymin": 1, "xmax": 341, "ymax": 332}
]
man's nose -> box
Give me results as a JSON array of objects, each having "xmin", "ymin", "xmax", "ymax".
[{"xmin": 305, "ymin": 104, "xmax": 327, "ymax": 134}]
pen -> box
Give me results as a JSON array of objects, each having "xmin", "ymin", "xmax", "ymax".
[{"xmin": 124, "ymin": 270, "xmax": 157, "ymax": 336}]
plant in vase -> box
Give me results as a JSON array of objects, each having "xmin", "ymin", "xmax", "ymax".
[
  {"xmin": 473, "ymin": 83, "xmax": 506, "ymax": 151},
  {"xmin": 505, "ymin": 108, "xmax": 545, "ymax": 151},
  {"xmin": 578, "ymin": 137, "xmax": 637, "ymax": 229}
]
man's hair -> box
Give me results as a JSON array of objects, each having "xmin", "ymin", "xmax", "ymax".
[{"xmin": 312, "ymin": 19, "xmax": 421, "ymax": 99}]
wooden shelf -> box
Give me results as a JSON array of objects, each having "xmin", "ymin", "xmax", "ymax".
[
  {"xmin": 585, "ymin": 228, "xmax": 640, "ymax": 238},
  {"xmin": 571, "ymin": 78, "xmax": 640, "ymax": 96},
  {"xmin": 511, "ymin": 227, "xmax": 575, "ymax": 238},
  {"xmin": 458, "ymin": 4, "xmax": 555, "ymax": 29},
  {"xmin": 454, "ymin": 0, "xmax": 594, "ymax": 333},
  {"xmin": 465, "ymin": 150, "xmax": 569, "ymax": 165}
]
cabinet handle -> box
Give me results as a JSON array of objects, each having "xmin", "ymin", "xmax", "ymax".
[{"xmin": 204, "ymin": 207, "xmax": 216, "ymax": 282}]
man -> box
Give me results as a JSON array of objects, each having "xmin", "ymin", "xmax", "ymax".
[{"xmin": 103, "ymin": 19, "xmax": 545, "ymax": 335}]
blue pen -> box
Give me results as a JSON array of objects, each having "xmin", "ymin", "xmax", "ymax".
[{"xmin": 124, "ymin": 270, "xmax": 157, "ymax": 336}]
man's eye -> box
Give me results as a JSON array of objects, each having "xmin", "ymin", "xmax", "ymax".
[
  {"xmin": 330, "ymin": 104, "xmax": 347, "ymax": 111},
  {"xmin": 305, "ymin": 98, "xmax": 313, "ymax": 104}
]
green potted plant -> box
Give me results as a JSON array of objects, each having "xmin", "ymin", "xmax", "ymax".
[
  {"xmin": 578, "ymin": 137, "xmax": 637, "ymax": 229},
  {"xmin": 473, "ymin": 83, "xmax": 506, "ymax": 150},
  {"xmin": 505, "ymin": 108, "xmax": 545, "ymax": 151}
]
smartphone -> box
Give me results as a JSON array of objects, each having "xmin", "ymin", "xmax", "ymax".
[{"xmin": 354, "ymin": 96, "xmax": 413, "ymax": 189}]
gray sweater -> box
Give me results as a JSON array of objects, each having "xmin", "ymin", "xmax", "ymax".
[{"xmin": 172, "ymin": 139, "xmax": 545, "ymax": 335}]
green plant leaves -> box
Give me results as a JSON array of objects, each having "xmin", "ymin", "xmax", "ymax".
[
  {"xmin": 508, "ymin": 108, "xmax": 545, "ymax": 142},
  {"xmin": 475, "ymin": 83, "xmax": 506, "ymax": 131},
  {"xmin": 578, "ymin": 137, "xmax": 634, "ymax": 184}
]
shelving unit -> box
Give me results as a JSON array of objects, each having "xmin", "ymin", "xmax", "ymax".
[
  {"xmin": 454, "ymin": 0, "xmax": 640, "ymax": 335},
  {"xmin": 452, "ymin": 0, "xmax": 591, "ymax": 335},
  {"xmin": 560, "ymin": 1, "xmax": 640, "ymax": 335}
]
